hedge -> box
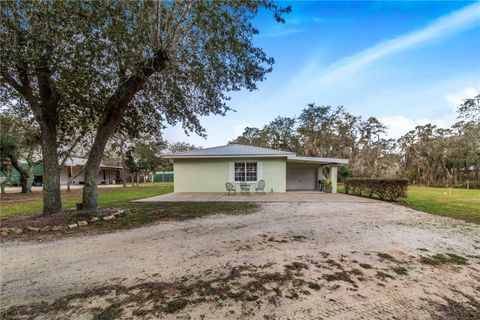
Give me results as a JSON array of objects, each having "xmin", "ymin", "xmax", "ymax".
[
  {"xmin": 345, "ymin": 178, "xmax": 408, "ymax": 202},
  {"xmin": 462, "ymin": 181, "xmax": 480, "ymax": 189}
]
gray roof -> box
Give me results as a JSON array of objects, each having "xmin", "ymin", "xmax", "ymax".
[
  {"xmin": 164, "ymin": 144, "xmax": 348, "ymax": 164},
  {"xmin": 164, "ymin": 144, "xmax": 295, "ymax": 158},
  {"xmin": 63, "ymin": 157, "xmax": 122, "ymax": 169},
  {"xmin": 287, "ymin": 156, "xmax": 348, "ymax": 165}
]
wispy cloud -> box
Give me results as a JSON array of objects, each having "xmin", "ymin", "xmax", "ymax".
[
  {"xmin": 379, "ymin": 86, "xmax": 479, "ymax": 138},
  {"xmin": 316, "ymin": 2, "xmax": 480, "ymax": 84},
  {"xmin": 260, "ymin": 27, "xmax": 305, "ymax": 38}
]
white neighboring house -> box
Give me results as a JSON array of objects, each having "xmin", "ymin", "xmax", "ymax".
[{"xmin": 60, "ymin": 157, "xmax": 122, "ymax": 185}]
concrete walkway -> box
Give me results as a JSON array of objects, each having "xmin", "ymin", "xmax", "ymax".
[{"xmin": 134, "ymin": 191, "xmax": 376, "ymax": 203}]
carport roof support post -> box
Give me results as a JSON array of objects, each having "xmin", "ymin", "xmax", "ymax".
[{"xmin": 329, "ymin": 165, "xmax": 338, "ymax": 193}]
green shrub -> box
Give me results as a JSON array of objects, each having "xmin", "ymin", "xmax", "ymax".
[
  {"xmin": 462, "ymin": 181, "xmax": 480, "ymax": 189},
  {"xmin": 345, "ymin": 178, "xmax": 408, "ymax": 202}
]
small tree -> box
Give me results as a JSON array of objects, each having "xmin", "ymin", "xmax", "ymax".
[
  {"xmin": 0, "ymin": 157, "xmax": 12, "ymax": 194},
  {"xmin": 0, "ymin": 113, "xmax": 42, "ymax": 193},
  {"xmin": 125, "ymin": 148, "xmax": 139, "ymax": 187}
]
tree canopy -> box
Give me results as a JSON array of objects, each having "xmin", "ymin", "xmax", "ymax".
[{"xmin": 231, "ymin": 101, "xmax": 479, "ymax": 187}]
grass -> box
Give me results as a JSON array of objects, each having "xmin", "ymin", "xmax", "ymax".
[
  {"xmin": 338, "ymin": 184, "xmax": 480, "ymax": 224},
  {"xmin": 1, "ymin": 182, "xmax": 261, "ymax": 239},
  {"xmin": 92, "ymin": 304, "xmax": 123, "ymax": 320},
  {"xmin": 392, "ymin": 266, "xmax": 408, "ymax": 275},
  {"xmin": 0, "ymin": 183, "xmax": 174, "ymax": 218},
  {"xmin": 400, "ymin": 186, "xmax": 480, "ymax": 224},
  {"xmin": 164, "ymin": 299, "xmax": 188, "ymax": 314},
  {"xmin": 420, "ymin": 253, "xmax": 468, "ymax": 266}
]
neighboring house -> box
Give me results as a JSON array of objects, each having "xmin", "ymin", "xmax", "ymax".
[
  {"xmin": 4, "ymin": 157, "xmax": 122, "ymax": 186},
  {"xmin": 61, "ymin": 157, "xmax": 122, "ymax": 185},
  {"xmin": 163, "ymin": 144, "xmax": 348, "ymax": 193}
]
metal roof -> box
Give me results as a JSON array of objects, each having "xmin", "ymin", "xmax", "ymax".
[
  {"xmin": 163, "ymin": 144, "xmax": 348, "ymax": 165},
  {"xmin": 164, "ymin": 144, "xmax": 296, "ymax": 158},
  {"xmin": 287, "ymin": 156, "xmax": 348, "ymax": 165},
  {"xmin": 63, "ymin": 157, "xmax": 122, "ymax": 169}
]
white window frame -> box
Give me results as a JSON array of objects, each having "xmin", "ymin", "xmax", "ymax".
[{"xmin": 234, "ymin": 161, "xmax": 258, "ymax": 183}]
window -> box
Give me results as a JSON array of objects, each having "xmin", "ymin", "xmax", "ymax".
[{"xmin": 234, "ymin": 162, "xmax": 257, "ymax": 182}]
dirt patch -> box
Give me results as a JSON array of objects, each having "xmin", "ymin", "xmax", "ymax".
[
  {"xmin": 2, "ymin": 253, "xmax": 479, "ymax": 319},
  {"xmin": 1, "ymin": 202, "xmax": 479, "ymax": 319},
  {"xmin": 428, "ymin": 291, "xmax": 480, "ymax": 320}
]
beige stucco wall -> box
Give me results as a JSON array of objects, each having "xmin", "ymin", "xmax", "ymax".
[{"xmin": 173, "ymin": 158, "xmax": 286, "ymax": 192}]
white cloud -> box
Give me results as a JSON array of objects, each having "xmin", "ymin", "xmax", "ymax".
[
  {"xmin": 445, "ymin": 87, "xmax": 479, "ymax": 111},
  {"xmin": 233, "ymin": 123, "xmax": 250, "ymax": 138},
  {"xmin": 379, "ymin": 115, "xmax": 446, "ymax": 139},
  {"xmin": 380, "ymin": 86, "xmax": 480, "ymax": 139},
  {"xmin": 315, "ymin": 2, "xmax": 480, "ymax": 84},
  {"xmin": 260, "ymin": 26, "xmax": 305, "ymax": 38}
]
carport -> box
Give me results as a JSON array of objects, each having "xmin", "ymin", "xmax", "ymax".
[{"xmin": 286, "ymin": 156, "xmax": 348, "ymax": 192}]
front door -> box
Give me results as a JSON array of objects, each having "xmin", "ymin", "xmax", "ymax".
[{"xmin": 286, "ymin": 164, "xmax": 316, "ymax": 191}]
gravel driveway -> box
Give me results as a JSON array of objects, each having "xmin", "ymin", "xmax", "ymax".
[{"xmin": 1, "ymin": 201, "xmax": 479, "ymax": 319}]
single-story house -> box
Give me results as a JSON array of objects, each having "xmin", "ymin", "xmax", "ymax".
[
  {"xmin": 3, "ymin": 158, "xmax": 123, "ymax": 186},
  {"xmin": 163, "ymin": 144, "xmax": 348, "ymax": 193},
  {"xmin": 61, "ymin": 157, "xmax": 122, "ymax": 185}
]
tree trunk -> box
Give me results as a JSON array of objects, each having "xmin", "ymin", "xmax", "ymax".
[
  {"xmin": 39, "ymin": 122, "xmax": 62, "ymax": 213},
  {"xmin": 17, "ymin": 165, "xmax": 30, "ymax": 193},
  {"xmin": 19, "ymin": 172, "xmax": 31, "ymax": 193},
  {"xmin": 82, "ymin": 100, "xmax": 126, "ymax": 211},
  {"xmin": 120, "ymin": 140, "xmax": 127, "ymax": 187},
  {"xmin": 66, "ymin": 166, "xmax": 71, "ymax": 192},
  {"xmin": 10, "ymin": 158, "xmax": 31, "ymax": 193},
  {"xmin": 82, "ymin": 131, "xmax": 113, "ymax": 211},
  {"xmin": 82, "ymin": 50, "xmax": 168, "ymax": 211}
]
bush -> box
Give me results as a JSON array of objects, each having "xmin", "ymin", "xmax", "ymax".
[
  {"xmin": 345, "ymin": 178, "xmax": 408, "ymax": 202},
  {"xmin": 462, "ymin": 181, "xmax": 480, "ymax": 189}
]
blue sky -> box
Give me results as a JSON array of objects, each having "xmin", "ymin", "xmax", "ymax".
[{"xmin": 164, "ymin": 1, "xmax": 480, "ymax": 147}]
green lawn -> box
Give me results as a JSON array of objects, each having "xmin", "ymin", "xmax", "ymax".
[
  {"xmin": 0, "ymin": 183, "xmax": 174, "ymax": 218},
  {"xmin": 0, "ymin": 182, "xmax": 261, "ymax": 240},
  {"xmin": 2, "ymin": 183, "xmax": 479, "ymax": 225},
  {"xmin": 400, "ymin": 186, "xmax": 480, "ymax": 224},
  {"xmin": 338, "ymin": 184, "xmax": 480, "ymax": 224}
]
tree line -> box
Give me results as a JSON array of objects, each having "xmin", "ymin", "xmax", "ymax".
[{"xmin": 231, "ymin": 97, "xmax": 480, "ymax": 188}]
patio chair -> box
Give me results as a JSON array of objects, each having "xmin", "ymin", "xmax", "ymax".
[
  {"xmin": 240, "ymin": 183, "xmax": 251, "ymax": 195},
  {"xmin": 255, "ymin": 180, "xmax": 266, "ymax": 194},
  {"xmin": 225, "ymin": 182, "xmax": 236, "ymax": 195}
]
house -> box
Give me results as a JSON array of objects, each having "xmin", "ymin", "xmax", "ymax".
[
  {"xmin": 61, "ymin": 157, "xmax": 122, "ymax": 185},
  {"xmin": 4, "ymin": 157, "xmax": 123, "ymax": 186},
  {"xmin": 163, "ymin": 144, "xmax": 348, "ymax": 193}
]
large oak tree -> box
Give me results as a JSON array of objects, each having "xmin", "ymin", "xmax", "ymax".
[{"xmin": 1, "ymin": 1, "xmax": 290, "ymax": 213}]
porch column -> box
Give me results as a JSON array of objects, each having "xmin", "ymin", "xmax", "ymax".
[{"xmin": 330, "ymin": 165, "xmax": 338, "ymax": 193}]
